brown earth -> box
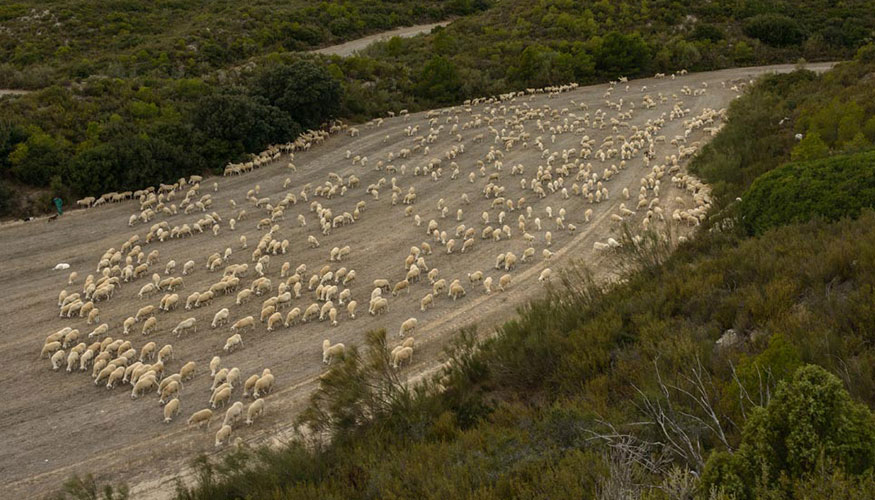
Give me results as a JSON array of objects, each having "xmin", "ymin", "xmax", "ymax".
[{"xmin": 0, "ymin": 62, "xmax": 835, "ymax": 499}]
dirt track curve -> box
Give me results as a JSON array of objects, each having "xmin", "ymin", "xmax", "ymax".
[
  {"xmin": 311, "ymin": 21, "xmax": 450, "ymax": 57},
  {"xmin": 0, "ymin": 62, "xmax": 835, "ymax": 498}
]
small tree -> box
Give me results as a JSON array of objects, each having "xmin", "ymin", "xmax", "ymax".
[{"xmin": 703, "ymin": 365, "xmax": 875, "ymax": 499}]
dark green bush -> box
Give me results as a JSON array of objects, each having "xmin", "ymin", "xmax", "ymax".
[
  {"xmin": 743, "ymin": 14, "xmax": 807, "ymax": 47},
  {"xmin": 740, "ymin": 149, "xmax": 875, "ymax": 235}
]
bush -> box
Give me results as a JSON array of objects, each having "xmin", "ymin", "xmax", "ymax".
[
  {"xmin": 703, "ymin": 365, "xmax": 875, "ymax": 499},
  {"xmin": 740, "ymin": 150, "xmax": 875, "ymax": 234},
  {"xmin": 743, "ymin": 14, "xmax": 807, "ymax": 47}
]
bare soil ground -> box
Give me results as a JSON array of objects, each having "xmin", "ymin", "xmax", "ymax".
[
  {"xmin": 311, "ymin": 21, "xmax": 450, "ymax": 57},
  {"xmin": 0, "ymin": 62, "xmax": 834, "ymax": 498}
]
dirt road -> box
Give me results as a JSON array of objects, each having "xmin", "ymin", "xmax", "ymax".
[
  {"xmin": 0, "ymin": 62, "xmax": 835, "ymax": 498},
  {"xmin": 311, "ymin": 21, "xmax": 451, "ymax": 57}
]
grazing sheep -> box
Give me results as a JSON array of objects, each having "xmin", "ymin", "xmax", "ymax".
[
  {"xmin": 322, "ymin": 339, "xmax": 345, "ymax": 365},
  {"xmin": 172, "ymin": 317, "xmax": 197, "ymax": 337},
  {"xmin": 223, "ymin": 401, "xmax": 245, "ymax": 427},
  {"xmin": 40, "ymin": 341, "xmax": 62, "ymax": 359},
  {"xmin": 399, "ymin": 317, "xmax": 418, "ymax": 337},
  {"xmin": 224, "ymin": 334, "xmax": 244, "ymax": 353},
  {"xmin": 392, "ymin": 346, "xmax": 413, "ymax": 369},
  {"xmin": 158, "ymin": 344, "xmax": 174, "ymax": 363},
  {"xmin": 420, "ymin": 293, "xmax": 434, "ymax": 311},
  {"xmin": 159, "ymin": 380, "xmax": 180, "ymax": 404},
  {"xmin": 215, "ymin": 424, "xmax": 233, "ymax": 447},
  {"xmin": 212, "ymin": 387, "xmax": 232, "ymax": 409},
  {"xmin": 231, "ymin": 316, "xmax": 255, "ymax": 333},
  {"xmin": 188, "ymin": 408, "xmax": 213, "ymax": 429},
  {"xmin": 253, "ymin": 373, "xmax": 275, "ymax": 398},
  {"xmin": 266, "ymin": 312, "xmax": 283, "ymax": 331},
  {"xmin": 180, "ymin": 361, "xmax": 197, "ymax": 381},
  {"xmin": 212, "ymin": 308, "xmax": 230, "ymax": 328},
  {"xmin": 245, "ymin": 399, "xmax": 265, "ymax": 425},
  {"xmin": 163, "ymin": 398, "xmax": 180, "ymax": 423},
  {"xmin": 131, "ymin": 376, "xmax": 158, "ymax": 399},
  {"xmin": 347, "ymin": 300, "xmax": 358, "ymax": 319},
  {"xmin": 209, "ymin": 356, "xmax": 221, "ymax": 377},
  {"xmin": 50, "ymin": 349, "xmax": 66, "ymax": 371},
  {"xmin": 242, "ymin": 374, "xmax": 259, "ymax": 398},
  {"xmin": 141, "ymin": 317, "xmax": 158, "ymax": 336},
  {"xmin": 538, "ymin": 268, "xmax": 553, "ymax": 284}
]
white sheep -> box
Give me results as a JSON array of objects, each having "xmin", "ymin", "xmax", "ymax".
[
  {"xmin": 224, "ymin": 333, "xmax": 243, "ymax": 353},
  {"xmin": 163, "ymin": 398, "xmax": 180, "ymax": 423},
  {"xmin": 187, "ymin": 408, "xmax": 213, "ymax": 429},
  {"xmin": 245, "ymin": 398, "xmax": 265, "ymax": 425},
  {"xmin": 223, "ymin": 401, "xmax": 245, "ymax": 428},
  {"xmin": 172, "ymin": 317, "xmax": 197, "ymax": 337},
  {"xmin": 322, "ymin": 339, "xmax": 345, "ymax": 365},
  {"xmin": 399, "ymin": 317, "xmax": 418, "ymax": 337}
]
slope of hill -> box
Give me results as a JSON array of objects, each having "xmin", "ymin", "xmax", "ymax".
[
  {"xmin": 0, "ymin": 62, "xmax": 831, "ymax": 499},
  {"xmin": 153, "ymin": 57, "xmax": 875, "ymax": 500}
]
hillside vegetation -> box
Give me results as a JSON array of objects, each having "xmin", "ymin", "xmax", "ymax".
[
  {"xmin": 2, "ymin": 0, "xmax": 873, "ymax": 217},
  {"xmin": 54, "ymin": 55, "xmax": 875, "ymax": 500}
]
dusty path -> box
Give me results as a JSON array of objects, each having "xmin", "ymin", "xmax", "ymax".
[
  {"xmin": 0, "ymin": 62, "xmax": 834, "ymax": 499},
  {"xmin": 0, "ymin": 89, "xmax": 31, "ymax": 96},
  {"xmin": 311, "ymin": 21, "xmax": 451, "ymax": 57}
]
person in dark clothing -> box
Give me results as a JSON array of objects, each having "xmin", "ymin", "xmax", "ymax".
[{"xmin": 53, "ymin": 197, "xmax": 63, "ymax": 215}]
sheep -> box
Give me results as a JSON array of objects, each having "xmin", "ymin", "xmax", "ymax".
[
  {"xmin": 40, "ymin": 341, "xmax": 62, "ymax": 359},
  {"xmin": 182, "ymin": 260, "xmax": 196, "ymax": 276},
  {"xmin": 399, "ymin": 317, "xmax": 418, "ymax": 337},
  {"xmin": 212, "ymin": 387, "xmax": 232, "ymax": 409},
  {"xmin": 65, "ymin": 350, "xmax": 81, "ymax": 373},
  {"xmin": 158, "ymin": 344, "xmax": 174, "ymax": 363},
  {"xmin": 369, "ymin": 297, "xmax": 388, "ymax": 316},
  {"xmin": 253, "ymin": 372, "xmax": 275, "ymax": 398},
  {"xmin": 50, "ymin": 349, "xmax": 66, "ymax": 371},
  {"xmin": 347, "ymin": 300, "xmax": 358, "ymax": 319},
  {"xmin": 245, "ymin": 398, "xmax": 265, "ymax": 425},
  {"xmin": 135, "ymin": 305, "xmax": 155, "ymax": 322},
  {"xmin": 224, "ymin": 334, "xmax": 244, "ymax": 353},
  {"xmin": 420, "ymin": 293, "xmax": 434, "ymax": 312},
  {"xmin": 172, "ymin": 317, "xmax": 197, "ymax": 337},
  {"xmin": 163, "ymin": 398, "xmax": 180, "ymax": 423},
  {"xmin": 449, "ymin": 282, "xmax": 466, "ymax": 300},
  {"xmin": 223, "ymin": 401, "xmax": 245, "ymax": 428},
  {"xmin": 267, "ymin": 312, "xmax": 283, "ymax": 331},
  {"xmin": 159, "ymin": 380, "xmax": 180, "ymax": 404},
  {"xmin": 322, "ymin": 339, "xmax": 345, "ymax": 365},
  {"xmin": 392, "ymin": 279, "xmax": 410, "ymax": 296},
  {"xmin": 498, "ymin": 274, "xmax": 512, "ymax": 291},
  {"xmin": 242, "ymin": 374, "xmax": 259, "ymax": 398},
  {"xmin": 188, "ymin": 408, "xmax": 213, "ymax": 429},
  {"xmin": 231, "ymin": 316, "xmax": 255, "ymax": 333},
  {"xmin": 210, "ymin": 356, "xmax": 221, "ymax": 377},
  {"xmin": 392, "ymin": 346, "xmax": 413, "ymax": 369},
  {"xmin": 212, "ymin": 308, "xmax": 230, "ymax": 328},
  {"xmin": 538, "ymin": 268, "xmax": 553, "ymax": 284},
  {"xmin": 180, "ymin": 361, "xmax": 197, "ymax": 381},
  {"xmin": 131, "ymin": 376, "xmax": 158, "ymax": 399}
]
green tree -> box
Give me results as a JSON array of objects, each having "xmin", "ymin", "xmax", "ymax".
[
  {"xmin": 415, "ymin": 56, "xmax": 462, "ymax": 104},
  {"xmin": 594, "ymin": 31, "xmax": 650, "ymax": 76},
  {"xmin": 252, "ymin": 61, "xmax": 342, "ymax": 129},
  {"xmin": 790, "ymin": 131, "xmax": 829, "ymax": 161},
  {"xmin": 703, "ymin": 365, "xmax": 875, "ymax": 499},
  {"xmin": 743, "ymin": 14, "xmax": 807, "ymax": 47}
]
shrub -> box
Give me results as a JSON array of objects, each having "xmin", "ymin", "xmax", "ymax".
[
  {"xmin": 743, "ymin": 14, "xmax": 807, "ymax": 47},
  {"xmin": 740, "ymin": 150, "xmax": 875, "ymax": 234},
  {"xmin": 703, "ymin": 365, "xmax": 875, "ymax": 499}
]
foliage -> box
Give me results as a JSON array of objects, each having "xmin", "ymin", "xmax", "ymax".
[
  {"xmin": 703, "ymin": 365, "xmax": 875, "ymax": 499},
  {"xmin": 743, "ymin": 14, "xmax": 807, "ymax": 47},
  {"xmin": 740, "ymin": 149, "xmax": 875, "ymax": 235}
]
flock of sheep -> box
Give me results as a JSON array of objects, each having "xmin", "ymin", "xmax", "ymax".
[{"xmin": 43, "ymin": 68, "xmax": 718, "ymax": 452}]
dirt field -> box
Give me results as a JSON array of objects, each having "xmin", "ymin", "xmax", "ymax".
[
  {"xmin": 0, "ymin": 62, "xmax": 834, "ymax": 498},
  {"xmin": 311, "ymin": 21, "xmax": 451, "ymax": 57}
]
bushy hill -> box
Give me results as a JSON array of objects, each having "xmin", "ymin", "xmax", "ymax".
[{"xmin": 0, "ymin": 0, "xmax": 873, "ymax": 218}]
